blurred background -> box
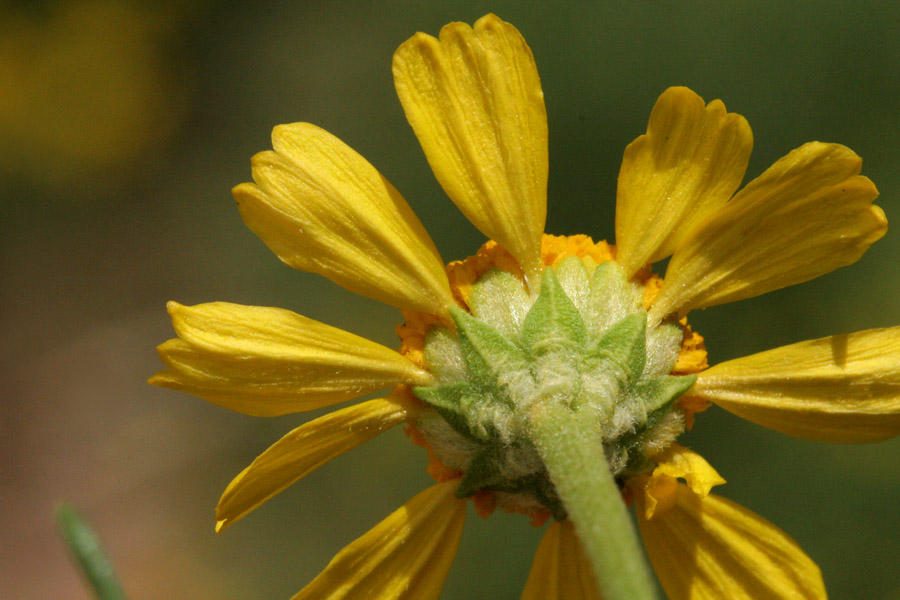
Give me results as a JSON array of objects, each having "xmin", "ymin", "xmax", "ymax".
[{"xmin": 2, "ymin": 1, "xmax": 899, "ymax": 598}]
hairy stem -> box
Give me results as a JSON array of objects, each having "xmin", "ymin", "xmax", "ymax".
[{"xmin": 530, "ymin": 401, "xmax": 658, "ymax": 600}]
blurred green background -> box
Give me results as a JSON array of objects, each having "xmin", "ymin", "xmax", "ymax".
[{"xmin": 2, "ymin": 1, "xmax": 899, "ymax": 598}]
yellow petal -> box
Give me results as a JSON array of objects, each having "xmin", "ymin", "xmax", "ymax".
[
  {"xmin": 233, "ymin": 122, "xmax": 454, "ymax": 315},
  {"xmin": 690, "ymin": 326, "xmax": 900, "ymax": 442},
  {"xmin": 635, "ymin": 483, "xmax": 826, "ymax": 600},
  {"xmin": 521, "ymin": 519, "xmax": 602, "ymax": 600},
  {"xmin": 641, "ymin": 444, "xmax": 726, "ymax": 520},
  {"xmin": 615, "ymin": 87, "xmax": 752, "ymax": 278},
  {"xmin": 216, "ymin": 396, "xmax": 414, "ymax": 532},
  {"xmin": 393, "ymin": 14, "xmax": 547, "ymax": 281},
  {"xmin": 149, "ymin": 301, "xmax": 431, "ymax": 416},
  {"xmin": 293, "ymin": 480, "xmax": 466, "ymax": 600},
  {"xmin": 651, "ymin": 142, "xmax": 886, "ymax": 321}
]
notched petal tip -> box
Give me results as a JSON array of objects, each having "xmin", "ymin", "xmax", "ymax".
[
  {"xmin": 234, "ymin": 121, "xmax": 455, "ymax": 316},
  {"xmin": 393, "ymin": 32, "xmax": 442, "ymax": 74},
  {"xmin": 615, "ymin": 85, "xmax": 753, "ymax": 278},
  {"xmin": 245, "ymin": 150, "xmax": 278, "ymax": 179},
  {"xmin": 437, "ymin": 20, "xmax": 473, "ymax": 41},
  {"xmin": 230, "ymin": 180, "xmax": 254, "ymax": 198},
  {"xmin": 393, "ymin": 13, "xmax": 547, "ymax": 284},
  {"xmin": 472, "ymin": 14, "xmax": 525, "ymax": 44},
  {"xmin": 152, "ymin": 338, "xmax": 188, "ymax": 365},
  {"xmin": 270, "ymin": 121, "xmax": 317, "ymax": 143},
  {"xmin": 653, "ymin": 139, "xmax": 885, "ymax": 320},
  {"xmin": 474, "ymin": 12, "xmax": 505, "ymax": 28},
  {"xmin": 660, "ymin": 85, "xmax": 705, "ymax": 109}
]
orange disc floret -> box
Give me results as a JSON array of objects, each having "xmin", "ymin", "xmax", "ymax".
[
  {"xmin": 672, "ymin": 326, "xmax": 710, "ymax": 429},
  {"xmin": 641, "ymin": 273, "xmax": 664, "ymax": 308},
  {"xmin": 395, "ymin": 310, "xmax": 444, "ymax": 371},
  {"xmin": 674, "ymin": 325, "xmax": 708, "ymax": 375},
  {"xmin": 447, "ymin": 241, "xmax": 523, "ymax": 309},
  {"xmin": 540, "ymin": 233, "xmax": 613, "ymax": 267}
]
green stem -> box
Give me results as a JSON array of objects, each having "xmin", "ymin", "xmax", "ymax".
[{"xmin": 529, "ymin": 401, "xmax": 658, "ymax": 600}]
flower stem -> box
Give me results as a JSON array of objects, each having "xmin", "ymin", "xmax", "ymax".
[{"xmin": 529, "ymin": 401, "xmax": 658, "ymax": 600}]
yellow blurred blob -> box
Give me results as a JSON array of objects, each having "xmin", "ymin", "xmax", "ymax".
[{"xmin": 0, "ymin": 0, "xmax": 190, "ymax": 192}]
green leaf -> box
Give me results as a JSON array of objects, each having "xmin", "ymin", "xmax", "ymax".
[
  {"xmin": 455, "ymin": 448, "xmax": 508, "ymax": 497},
  {"xmin": 450, "ymin": 306, "xmax": 529, "ymax": 389},
  {"xmin": 591, "ymin": 313, "xmax": 647, "ymax": 380},
  {"xmin": 414, "ymin": 383, "xmax": 486, "ymax": 441},
  {"xmin": 616, "ymin": 374, "xmax": 698, "ymax": 473},
  {"xmin": 455, "ymin": 449, "xmax": 567, "ymax": 521},
  {"xmin": 633, "ymin": 373, "xmax": 698, "ymax": 416},
  {"xmin": 642, "ymin": 321, "xmax": 684, "ymax": 378},
  {"xmin": 56, "ymin": 503, "xmax": 127, "ymax": 600},
  {"xmin": 520, "ymin": 267, "xmax": 587, "ymax": 355}
]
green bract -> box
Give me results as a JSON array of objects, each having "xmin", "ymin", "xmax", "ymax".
[{"xmin": 413, "ymin": 256, "xmax": 697, "ymax": 518}]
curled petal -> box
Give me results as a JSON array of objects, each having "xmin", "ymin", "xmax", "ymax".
[
  {"xmin": 233, "ymin": 122, "xmax": 454, "ymax": 315},
  {"xmin": 635, "ymin": 483, "xmax": 826, "ymax": 600},
  {"xmin": 216, "ymin": 396, "xmax": 415, "ymax": 532},
  {"xmin": 149, "ymin": 302, "xmax": 431, "ymax": 416},
  {"xmin": 293, "ymin": 480, "xmax": 466, "ymax": 600},
  {"xmin": 393, "ymin": 14, "xmax": 547, "ymax": 280},
  {"xmin": 641, "ymin": 444, "xmax": 726, "ymax": 520},
  {"xmin": 690, "ymin": 326, "xmax": 900, "ymax": 442},
  {"xmin": 651, "ymin": 142, "xmax": 886, "ymax": 320},
  {"xmin": 615, "ymin": 87, "xmax": 752, "ymax": 277},
  {"xmin": 521, "ymin": 519, "xmax": 601, "ymax": 600}
]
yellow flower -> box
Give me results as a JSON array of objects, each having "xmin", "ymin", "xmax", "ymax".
[{"xmin": 151, "ymin": 14, "xmax": 898, "ymax": 600}]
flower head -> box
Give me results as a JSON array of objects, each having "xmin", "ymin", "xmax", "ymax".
[{"xmin": 151, "ymin": 14, "xmax": 899, "ymax": 600}]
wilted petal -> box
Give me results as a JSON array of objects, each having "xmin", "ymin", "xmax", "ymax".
[{"xmin": 641, "ymin": 444, "xmax": 726, "ymax": 520}]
